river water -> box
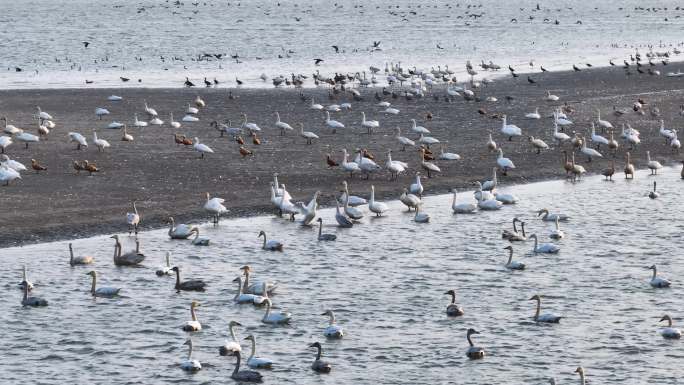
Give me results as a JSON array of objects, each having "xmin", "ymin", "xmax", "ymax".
[{"xmin": 2, "ymin": 167, "xmax": 683, "ymax": 384}]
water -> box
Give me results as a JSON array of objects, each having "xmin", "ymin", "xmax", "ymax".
[
  {"xmin": 2, "ymin": 0, "xmax": 684, "ymax": 89},
  {"xmin": 2, "ymin": 167, "xmax": 683, "ymax": 384}
]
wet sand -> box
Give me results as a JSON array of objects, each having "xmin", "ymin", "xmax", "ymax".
[{"xmin": 1, "ymin": 65, "xmax": 682, "ymax": 247}]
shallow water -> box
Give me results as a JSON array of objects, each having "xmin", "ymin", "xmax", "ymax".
[
  {"xmin": 2, "ymin": 0, "xmax": 684, "ymax": 88},
  {"xmin": 2, "ymin": 167, "xmax": 683, "ymax": 383}
]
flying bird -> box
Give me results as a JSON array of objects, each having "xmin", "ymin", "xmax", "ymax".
[{"xmin": 314, "ymin": 58, "xmax": 324, "ymax": 65}]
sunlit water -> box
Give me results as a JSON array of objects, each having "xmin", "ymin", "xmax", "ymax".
[
  {"xmin": 2, "ymin": 168, "xmax": 683, "ymax": 384},
  {"xmin": 2, "ymin": 0, "xmax": 684, "ymax": 88}
]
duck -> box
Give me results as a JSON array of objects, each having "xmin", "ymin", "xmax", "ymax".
[
  {"xmin": 192, "ymin": 137, "xmax": 214, "ymax": 158},
  {"xmin": 444, "ymin": 289, "xmax": 465, "ymax": 316},
  {"xmin": 646, "ymin": 151, "xmax": 663, "ymax": 175},
  {"xmin": 232, "ymin": 276, "xmax": 267, "ymax": 305},
  {"xmin": 171, "ymin": 266, "xmax": 207, "ymax": 292},
  {"xmin": 624, "ymin": 152, "xmax": 635, "ymax": 179},
  {"xmin": 69, "ymin": 243, "xmax": 94, "ymax": 266},
  {"xmin": 219, "ymin": 321, "xmax": 242, "ymax": 357},
  {"xmin": 110, "ymin": 235, "xmax": 145, "ymax": 266},
  {"xmin": 204, "ymin": 192, "xmax": 226, "ymax": 224},
  {"xmin": 241, "ymin": 335, "xmax": 273, "ymax": 370},
  {"xmin": 537, "ymin": 208, "xmax": 569, "ymax": 222},
  {"xmin": 21, "ymin": 283, "xmax": 47, "ymax": 307},
  {"xmin": 549, "ymin": 218, "xmax": 565, "ymax": 239},
  {"xmin": 322, "ymin": 310, "xmax": 344, "ymax": 338},
  {"xmin": 126, "ymin": 200, "xmax": 140, "ymax": 235},
  {"xmin": 395, "ymin": 127, "xmax": 415, "ymax": 151},
  {"xmin": 86, "ymin": 270, "xmax": 120, "ymax": 297},
  {"xmin": 529, "ymin": 136, "xmax": 549, "ymax": 154},
  {"xmin": 414, "ymin": 203, "xmax": 430, "ymax": 223},
  {"xmin": 530, "ymin": 295, "xmax": 562, "ymax": 323},
  {"xmin": 529, "ymin": 234, "xmax": 560, "ymax": 254},
  {"xmin": 258, "ymin": 230, "xmax": 284, "ymax": 251},
  {"xmin": 496, "ymin": 148, "xmax": 515, "ymax": 176},
  {"xmin": 504, "ymin": 246, "xmax": 525, "ymax": 270},
  {"xmin": 500, "ymin": 115, "xmax": 522, "ymax": 140},
  {"xmin": 465, "ymin": 328, "xmax": 485, "ymax": 359},
  {"xmin": 658, "ymin": 315, "xmax": 682, "ymax": 339},
  {"xmin": 309, "ymin": 342, "xmax": 332, "ymax": 373},
  {"xmin": 240, "ymin": 265, "xmax": 278, "ymax": 296},
  {"xmin": 155, "ymin": 252, "xmax": 172, "ymax": 276},
  {"xmin": 168, "ymin": 217, "xmax": 198, "ymax": 239},
  {"xmin": 262, "ymin": 298, "xmax": 291, "ymax": 324},
  {"xmin": 451, "ymin": 189, "xmax": 477, "ymax": 214},
  {"xmin": 182, "ymin": 301, "xmax": 202, "ymax": 332},
  {"xmin": 68, "ymin": 132, "xmax": 88, "ymax": 150},
  {"xmin": 180, "ymin": 339, "xmax": 202, "ymax": 372},
  {"xmin": 552, "ymin": 121, "xmax": 570, "ymax": 143},
  {"xmin": 525, "ymin": 108, "xmax": 541, "ymax": 119},
  {"xmin": 502, "ymin": 218, "xmax": 526, "ymax": 241},
  {"xmin": 580, "ymin": 136, "xmax": 602, "ymax": 162},
  {"xmin": 648, "ymin": 265, "xmax": 671, "ymax": 288},
  {"xmin": 648, "ymin": 181, "xmax": 659, "ymax": 199},
  {"xmin": 368, "ymin": 185, "xmax": 389, "ymax": 216}
]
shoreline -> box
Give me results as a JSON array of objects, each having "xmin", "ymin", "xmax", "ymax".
[{"xmin": 1, "ymin": 64, "xmax": 683, "ymax": 248}]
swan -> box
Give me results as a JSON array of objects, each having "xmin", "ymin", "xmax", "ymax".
[
  {"xmin": 14, "ymin": 130, "xmax": 39, "ymax": 148},
  {"xmin": 496, "ymin": 148, "xmax": 515, "ymax": 175},
  {"xmin": 186, "ymin": 103, "xmax": 199, "ymax": 115},
  {"xmin": 316, "ymin": 218, "xmax": 337, "ymax": 241},
  {"xmin": 68, "ymin": 132, "xmax": 88, "ymax": 150},
  {"xmin": 182, "ymin": 301, "xmax": 202, "ymax": 332},
  {"xmin": 529, "ymin": 136, "xmax": 549, "ymax": 154},
  {"xmin": 310, "ymin": 97, "xmax": 324, "ymax": 110},
  {"xmin": 121, "ymin": 125, "xmax": 134, "ymax": 141},
  {"xmin": 0, "ymin": 155, "xmax": 27, "ymax": 172},
  {"xmin": 204, "ymin": 192, "xmax": 226, "ymax": 224},
  {"xmin": 240, "ymin": 265, "xmax": 278, "ymax": 296},
  {"xmin": 530, "ymin": 295, "xmax": 562, "ymax": 323},
  {"xmin": 438, "ymin": 143, "xmax": 461, "ymax": 160},
  {"xmin": 180, "ymin": 339, "xmax": 202, "ymax": 372},
  {"xmin": 335, "ymin": 201, "xmax": 354, "ymax": 228},
  {"xmin": 648, "ymin": 265, "xmax": 671, "ymax": 288},
  {"xmin": 21, "ymin": 283, "xmax": 47, "ymax": 307},
  {"xmin": 0, "ymin": 163, "xmax": 21, "ymax": 185},
  {"xmin": 414, "ymin": 203, "xmax": 430, "ymax": 223},
  {"xmin": 168, "ymin": 217, "xmax": 198, "ymax": 239},
  {"xmin": 646, "ymin": 151, "xmax": 662, "ymax": 174},
  {"xmin": 589, "ymin": 123, "xmax": 609, "ymax": 150},
  {"xmin": 622, "ymin": 124, "xmax": 641, "ymax": 149},
  {"xmin": 230, "ymin": 351, "xmax": 262, "ymax": 382},
  {"xmin": 624, "ymin": 152, "xmax": 635, "ymax": 179},
  {"xmin": 504, "ymin": 245, "xmax": 525, "ymax": 270},
  {"xmin": 465, "ymin": 328, "xmax": 485, "ymax": 359},
  {"xmin": 549, "ymin": 218, "xmax": 564, "ymax": 239},
  {"xmin": 36, "ymin": 106, "xmax": 53, "ymax": 121},
  {"xmin": 262, "ymin": 298, "xmax": 291, "ymax": 324},
  {"xmin": 575, "ymin": 367, "xmax": 586, "ymax": 385},
  {"xmin": 149, "ymin": 116, "xmax": 164, "ymax": 126},
  {"xmin": 525, "ymin": 108, "xmax": 541, "ymax": 119},
  {"xmin": 0, "ymin": 135, "xmax": 13, "ymax": 153},
  {"xmin": 190, "ymin": 229, "xmax": 210, "ymax": 246},
  {"xmin": 395, "ymin": 127, "xmax": 415, "ymax": 151},
  {"xmin": 419, "ymin": 148, "xmax": 441, "ymax": 177},
  {"xmin": 671, "ymin": 130, "xmax": 681, "ymax": 151},
  {"xmin": 295, "ymin": 191, "xmax": 319, "ymax": 226},
  {"xmin": 545, "ymin": 90, "xmax": 559, "ymax": 101},
  {"xmin": 418, "ymin": 133, "xmax": 440, "ymax": 148},
  {"xmin": 299, "ymin": 123, "xmax": 319, "ymax": 144},
  {"xmin": 244, "ymin": 335, "xmax": 273, "ymax": 369},
  {"xmin": 444, "ymin": 289, "xmax": 465, "ymax": 316},
  {"xmin": 111, "ymin": 235, "xmax": 145, "ymax": 266},
  {"xmin": 1, "ymin": 116, "xmax": 21, "ymax": 135},
  {"xmin": 554, "ymin": 110, "xmax": 573, "ymax": 126},
  {"xmin": 168, "ymin": 113, "xmax": 181, "ymax": 129},
  {"xmin": 486, "ymin": 133, "xmax": 497, "ymax": 152},
  {"xmin": 108, "ymin": 121, "xmax": 123, "ymax": 129},
  {"xmin": 360, "ymin": 112, "xmax": 379, "ymax": 134},
  {"xmin": 529, "ymin": 234, "xmax": 560, "ymax": 254},
  {"xmin": 322, "ymin": 310, "xmax": 344, "ymax": 338},
  {"xmin": 126, "ymin": 201, "xmax": 140, "ymax": 235},
  {"xmin": 451, "ymin": 189, "xmax": 477, "ymax": 214},
  {"xmin": 272, "ymin": 184, "xmax": 298, "ymax": 220},
  {"xmin": 232, "ymin": 276, "xmax": 266, "ymax": 305},
  {"xmin": 500, "ymin": 115, "xmax": 522, "ymax": 140},
  {"xmin": 309, "ymin": 342, "xmax": 332, "ymax": 373},
  {"xmin": 327, "ymin": 104, "xmax": 341, "ymax": 112},
  {"xmin": 400, "ymin": 188, "xmax": 421, "ymax": 211},
  {"xmin": 240, "ymin": 113, "xmax": 261, "ymax": 133},
  {"xmin": 368, "ymin": 185, "xmax": 389, "ymax": 216},
  {"xmin": 648, "ymin": 181, "xmax": 659, "ymax": 199},
  {"xmin": 596, "ymin": 109, "xmax": 613, "ymax": 130},
  {"xmin": 384, "ymin": 107, "xmax": 400, "ymax": 114},
  {"xmin": 171, "ymin": 266, "xmax": 207, "ymax": 292},
  {"xmin": 86, "ymin": 270, "xmax": 120, "ymax": 297},
  {"xmin": 552, "ymin": 121, "xmax": 570, "ymax": 143},
  {"xmin": 482, "ymin": 168, "xmax": 498, "ymax": 191},
  {"xmin": 341, "ymin": 181, "xmax": 364, "ymax": 220},
  {"xmin": 155, "ymin": 252, "xmax": 172, "ymax": 276},
  {"xmin": 182, "ymin": 114, "xmax": 199, "ymax": 122},
  {"xmin": 340, "ymin": 148, "xmax": 361, "ymax": 177},
  {"xmin": 258, "ymin": 230, "xmax": 284, "ymax": 251},
  {"xmin": 192, "ymin": 137, "xmax": 213, "ymax": 158},
  {"xmin": 658, "ymin": 315, "xmax": 682, "ymax": 339},
  {"xmin": 659, "ymin": 120, "xmax": 676, "ymax": 143},
  {"xmin": 133, "ymin": 113, "xmax": 148, "ymax": 127},
  {"xmin": 219, "ymin": 321, "xmax": 242, "ymax": 356},
  {"xmin": 143, "ymin": 101, "xmax": 158, "ymax": 117},
  {"xmin": 409, "ymin": 173, "xmax": 424, "ymax": 197},
  {"xmin": 385, "ymin": 150, "xmax": 407, "ymax": 179},
  {"xmin": 580, "ymin": 136, "xmax": 602, "ymax": 161},
  {"xmin": 502, "ymin": 218, "xmax": 526, "ymax": 241},
  {"xmin": 69, "ymin": 243, "xmax": 94, "ymax": 266},
  {"xmin": 95, "ymin": 107, "xmax": 110, "ymax": 119},
  {"xmin": 18, "ymin": 265, "xmax": 34, "ymax": 291},
  {"xmin": 93, "ymin": 131, "xmax": 110, "ymax": 152},
  {"xmin": 273, "ymin": 112, "xmax": 294, "ymax": 135},
  {"xmin": 494, "ymin": 191, "xmax": 518, "ymax": 204},
  {"xmin": 324, "ymin": 111, "xmax": 344, "ymax": 133},
  {"xmin": 410, "ymin": 119, "xmax": 430, "ymax": 135},
  {"xmin": 473, "ymin": 181, "xmax": 494, "ymax": 201},
  {"xmin": 194, "ymin": 95, "xmax": 205, "ymax": 108},
  {"xmin": 537, "ymin": 209, "xmax": 569, "ymax": 222}
]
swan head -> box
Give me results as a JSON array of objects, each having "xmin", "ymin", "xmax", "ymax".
[
  {"xmin": 229, "ymin": 320, "xmax": 241, "ymax": 327},
  {"xmin": 183, "ymin": 338, "xmax": 193, "ymax": 348},
  {"xmin": 109, "ymin": 235, "xmax": 120, "ymax": 241},
  {"xmin": 244, "ymin": 335, "xmax": 255, "ymax": 342},
  {"xmin": 529, "ymin": 294, "xmax": 541, "ymax": 301},
  {"xmin": 504, "ymin": 245, "xmax": 513, "ymax": 251},
  {"xmin": 321, "ymin": 309, "xmax": 333, "ymax": 316},
  {"xmin": 308, "ymin": 342, "xmax": 322, "ymax": 349},
  {"xmin": 240, "ymin": 265, "xmax": 252, "ymax": 273},
  {"xmin": 444, "ymin": 289, "xmax": 456, "ymax": 296},
  {"xmin": 190, "ymin": 301, "xmax": 201, "ymax": 309},
  {"xmin": 575, "ymin": 367, "xmax": 584, "ymax": 376},
  {"xmin": 316, "ymin": 217, "xmax": 323, "ymax": 223},
  {"xmin": 528, "ymin": 234, "xmax": 538, "ymax": 240},
  {"xmin": 85, "ymin": 270, "xmax": 97, "ymax": 277},
  {"xmin": 647, "ymin": 264, "xmax": 656, "ymax": 271},
  {"xmin": 257, "ymin": 230, "xmax": 266, "ymax": 238},
  {"xmin": 466, "ymin": 328, "xmax": 480, "ymax": 337},
  {"xmin": 232, "ymin": 276, "xmax": 243, "ymax": 283},
  {"xmin": 660, "ymin": 315, "xmax": 672, "ymax": 323},
  {"xmin": 536, "ymin": 209, "xmax": 548, "ymax": 216},
  {"xmin": 171, "ymin": 266, "xmax": 180, "ymax": 273}
]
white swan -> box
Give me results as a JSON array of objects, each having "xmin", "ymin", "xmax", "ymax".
[
  {"xmin": 0, "ymin": 155, "xmax": 26, "ymax": 172},
  {"xmin": 1, "ymin": 116, "xmax": 21, "ymax": 135},
  {"xmin": 69, "ymin": 243, "xmax": 94, "ymax": 266},
  {"xmin": 86, "ymin": 270, "xmax": 120, "ymax": 297},
  {"xmin": 504, "ymin": 246, "xmax": 525, "ymax": 270},
  {"xmin": 545, "ymin": 90, "xmax": 559, "ymax": 101},
  {"xmin": 133, "ymin": 113, "xmax": 148, "ymax": 127},
  {"xmin": 400, "ymin": 188, "xmax": 421, "ymax": 211},
  {"xmin": 410, "ymin": 119, "xmax": 430, "ymax": 135},
  {"xmin": 451, "ymin": 189, "xmax": 477, "ymax": 214},
  {"xmin": 438, "ymin": 143, "xmax": 461, "ymax": 160},
  {"xmin": 36, "ymin": 106, "xmax": 53, "ymax": 121},
  {"xmin": 143, "ymin": 101, "xmax": 158, "ymax": 117},
  {"xmin": 361, "ymin": 112, "xmax": 379, "ymax": 134},
  {"xmin": 335, "ymin": 201, "xmax": 354, "ymax": 228},
  {"xmin": 465, "ymin": 329, "xmax": 485, "ymax": 359},
  {"xmin": 530, "ymin": 294, "xmax": 562, "ymax": 323},
  {"xmin": 182, "ymin": 301, "xmax": 202, "ymax": 331},
  {"xmin": 395, "ymin": 127, "xmax": 415, "ymax": 151},
  {"xmin": 340, "ymin": 148, "xmax": 360, "ymax": 177},
  {"xmin": 262, "ymin": 298, "xmax": 291, "ymax": 324},
  {"xmin": 232, "ymin": 276, "xmax": 266, "ymax": 305},
  {"xmin": 275, "ymin": 112, "xmax": 294, "ymax": 135},
  {"xmin": 554, "ymin": 110, "xmax": 573, "ymax": 126},
  {"xmin": 477, "ymin": 194, "xmax": 503, "ymax": 210},
  {"xmin": 310, "ymin": 97, "xmax": 324, "ymax": 110},
  {"xmin": 342, "ymin": 181, "xmax": 364, "ymax": 220},
  {"xmin": 194, "ymin": 95, "xmax": 205, "ymax": 108},
  {"xmin": 500, "ymin": 115, "xmax": 522, "ymax": 140},
  {"xmin": 409, "ymin": 173, "xmax": 424, "ymax": 197},
  {"xmin": 580, "ymin": 136, "xmax": 602, "ymax": 161},
  {"xmin": 648, "ymin": 265, "xmax": 671, "ymax": 288},
  {"xmin": 95, "ymin": 107, "xmax": 110, "ymax": 119},
  {"xmin": 368, "ymin": 185, "xmax": 388, "ymax": 216},
  {"xmin": 386, "ymin": 150, "xmax": 407, "ymax": 180},
  {"xmin": 204, "ymin": 192, "xmax": 227, "ymax": 224},
  {"xmin": 193, "ymin": 137, "xmax": 214, "ymax": 158},
  {"xmin": 324, "ymin": 111, "xmax": 344, "ymax": 133},
  {"xmin": 299, "ymin": 123, "xmax": 319, "ymax": 144},
  {"xmin": 414, "ymin": 203, "xmax": 430, "ymax": 223},
  {"xmin": 0, "ymin": 163, "xmax": 21, "ymax": 185},
  {"xmin": 14, "ymin": 130, "xmax": 39, "ymax": 148},
  {"xmin": 244, "ymin": 335, "xmax": 273, "ymax": 368},
  {"xmin": 529, "ymin": 136, "xmax": 549, "ymax": 154},
  {"xmin": 496, "ymin": 148, "xmax": 515, "ymax": 175},
  {"xmin": 155, "ymin": 252, "xmax": 172, "ymax": 276},
  {"xmin": 93, "ymin": 131, "xmax": 110, "ymax": 152},
  {"xmin": 549, "ymin": 218, "xmax": 564, "ymax": 239},
  {"xmin": 125, "ymin": 200, "xmax": 140, "ymax": 235},
  {"xmin": 419, "ymin": 148, "xmax": 441, "ymax": 178},
  {"xmin": 121, "ymin": 125, "xmax": 134, "ymax": 141},
  {"xmin": 418, "ymin": 133, "xmax": 440, "ymax": 147},
  {"xmin": 168, "ymin": 216, "xmax": 198, "ymax": 239},
  {"xmin": 68, "ymin": 132, "xmax": 88, "ymax": 150},
  {"xmin": 537, "ymin": 209, "xmax": 569, "ymax": 222},
  {"xmin": 659, "ymin": 315, "xmax": 682, "ymax": 339},
  {"xmin": 295, "ymin": 190, "xmax": 319, "ymax": 226},
  {"xmin": 182, "ymin": 114, "xmax": 199, "ymax": 122},
  {"xmin": 553, "ymin": 121, "xmax": 570, "ymax": 143},
  {"xmin": 646, "ymin": 151, "xmax": 663, "ymax": 174},
  {"xmin": 0, "ymin": 135, "xmax": 13, "ymax": 152},
  {"xmin": 107, "ymin": 95, "xmax": 122, "ymax": 101},
  {"xmin": 322, "ymin": 310, "xmax": 344, "ymax": 338},
  {"xmin": 525, "ymin": 108, "xmax": 541, "ymax": 119},
  {"xmin": 180, "ymin": 339, "xmax": 202, "ymax": 372},
  {"xmin": 494, "ymin": 191, "xmax": 518, "ymax": 204},
  {"xmin": 169, "ymin": 113, "xmax": 181, "ymax": 129},
  {"xmin": 186, "ymin": 103, "xmax": 199, "ymax": 115},
  {"xmin": 219, "ymin": 321, "xmax": 243, "ymax": 356},
  {"xmin": 596, "ymin": 109, "xmax": 613, "ymax": 130},
  {"xmin": 659, "ymin": 120, "xmax": 676, "ymax": 143},
  {"xmin": 240, "ymin": 265, "xmax": 278, "ymax": 295},
  {"xmin": 258, "ymin": 230, "xmax": 283, "ymax": 251},
  {"xmin": 486, "ymin": 133, "xmax": 497, "ymax": 152},
  {"xmin": 590, "ymin": 122, "xmax": 609, "ymax": 149},
  {"xmin": 529, "ymin": 234, "xmax": 559, "ymax": 254}
]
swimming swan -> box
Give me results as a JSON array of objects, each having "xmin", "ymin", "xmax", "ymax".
[
  {"xmin": 537, "ymin": 209, "xmax": 569, "ymax": 222},
  {"xmin": 504, "ymin": 246, "xmax": 525, "ymax": 270},
  {"xmin": 659, "ymin": 315, "xmax": 682, "ymax": 339},
  {"xmin": 182, "ymin": 301, "xmax": 202, "ymax": 331},
  {"xmin": 230, "ymin": 351, "xmax": 263, "ymax": 382},
  {"xmin": 317, "ymin": 218, "xmax": 337, "ymax": 241},
  {"xmin": 262, "ymin": 298, "xmax": 291, "ymax": 324},
  {"xmin": 648, "ymin": 265, "xmax": 671, "ymax": 288},
  {"xmin": 86, "ymin": 270, "xmax": 120, "ymax": 297},
  {"xmin": 168, "ymin": 217, "xmax": 198, "ymax": 239},
  {"xmin": 232, "ymin": 276, "xmax": 267, "ymax": 305},
  {"xmin": 322, "ymin": 310, "xmax": 344, "ymax": 338},
  {"xmin": 529, "ymin": 234, "xmax": 560, "ymax": 254},
  {"xmin": 451, "ymin": 189, "xmax": 477, "ymax": 214},
  {"xmin": 244, "ymin": 335, "xmax": 273, "ymax": 369},
  {"xmin": 69, "ymin": 243, "xmax": 94, "ymax": 266},
  {"xmin": 465, "ymin": 328, "xmax": 485, "ymax": 359},
  {"xmin": 368, "ymin": 185, "xmax": 389, "ymax": 216},
  {"xmin": 171, "ymin": 266, "xmax": 207, "ymax": 292},
  {"xmin": 258, "ymin": 230, "xmax": 284, "ymax": 251},
  {"xmin": 444, "ymin": 289, "xmax": 465, "ymax": 316},
  {"xmin": 110, "ymin": 235, "xmax": 145, "ymax": 266},
  {"xmin": 219, "ymin": 320, "xmax": 242, "ymax": 355},
  {"xmin": 156, "ymin": 252, "xmax": 172, "ymax": 276},
  {"xmin": 180, "ymin": 339, "xmax": 202, "ymax": 372},
  {"xmin": 309, "ymin": 342, "xmax": 332, "ymax": 373},
  {"xmin": 530, "ymin": 294, "xmax": 562, "ymax": 323}
]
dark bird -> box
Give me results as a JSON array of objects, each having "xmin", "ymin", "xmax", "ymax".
[
  {"xmin": 184, "ymin": 77, "xmax": 195, "ymax": 87},
  {"xmin": 15, "ymin": 67, "xmax": 22, "ymax": 72},
  {"xmin": 82, "ymin": 41, "xmax": 90, "ymax": 48},
  {"xmin": 573, "ymin": 64, "xmax": 581, "ymax": 71},
  {"xmin": 609, "ymin": 59, "xmax": 615, "ymax": 66},
  {"xmin": 511, "ymin": 72, "xmax": 519, "ymax": 78},
  {"xmin": 85, "ymin": 80, "xmax": 94, "ymax": 84},
  {"xmin": 372, "ymin": 41, "xmax": 381, "ymax": 48},
  {"xmin": 508, "ymin": 65, "xmax": 515, "ymax": 72},
  {"xmin": 326, "ymin": 154, "xmax": 339, "ymax": 168},
  {"xmin": 436, "ymin": 44, "xmax": 444, "ymax": 50},
  {"xmin": 331, "ymin": 45, "xmax": 339, "ymax": 53},
  {"xmin": 236, "ymin": 77, "xmax": 243, "ymax": 86},
  {"xmin": 426, "ymin": 111, "xmax": 433, "ymax": 121},
  {"xmin": 213, "ymin": 78, "xmax": 219, "ymax": 85},
  {"xmin": 586, "ymin": 63, "xmax": 592, "ymax": 67},
  {"xmin": 31, "ymin": 159, "xmax": 47, "ymax": 173},
  {"xmin": 477, "ymin": 108, "xmax": 487, "ymax": 115},
  {"xmin": 314, "ymin": 58, "xmax": 324, "ymax": 65},
  {"xmin": 120, "ymin": 77, "xmax": 130, "ymax": 82},
  {"xmin": 505, "ymin": 95, "xmax": 515, "ymax": 103},
  {"xmin": 540, "ymin": 65, "xmax": 547, "ymax": 72},
  {"xmin": 236, "ymin": 135, "xmax": 245, "ymax": 145},
  {"xmin": 204, "ymin": 77, "xmax": 211, "ymax": 87},
  {"xmin": 527, "ymin": 76, "xmax": 536, "ymax": 84}
]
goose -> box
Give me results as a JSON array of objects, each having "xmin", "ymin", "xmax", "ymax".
[
  {"xmin": 126, "ymin": 201, "xmax": 140, "ymax": 235},
  {"xmin": 465, "ymin": 329, "xmax": 485, "ymax": 359},
  {"xmin": 549, "ymin": 218, "xmax": 564, "ymax": 239},
  {"xmin": 322, "ymin": 310, "xmax": 344, "ymax": 338},
  {"xmin": 1, "ymin": 116, "xmax": 21, "ymax": 135},
  {"xmin": 419, "ymin": 148, "xmax": 441, "ymax": 178},
  {"xmin": 537, "ymin": 209, "xmax": 569, "ymax": 222},
  {"xmin": 194, "ymin": 95, "xmax": 205, "ymax": 108},
  {"xmin": 496, "ymin": 148, "xmax": 515, "ymax": 175},
  {"xmin": 295, "ymin": 191, "xmax": 319, "ymax": 226},
  {"xmin": 451, "ymin": 189, "xmax": 477, "ymax": 214},
  {"xmin": 258, "ymin": 230, "xmax": 284, "ymax": 251},
  {"xmin": 0, "ymin": 135, "xmax": 13, "ymax": 153},
  {"xmin": 504, "ymin": 245, "xmax": 525, "ymax": 270},
  {"xmin": 400, "ymin": 188, "xmax": 421, "ymax": 211},
  {"xmin": 529, "ymin": 136, "xmax": 549, "ymax": 154},
  {"xmin": 486, "ymin": 133, "xmax": 497, "ymax": 152},
  {"xmin": 309, "ymin": 342, "xmax": 332, "ymax": 373},
  {"xmin": 545, "ymin": 90, "xmax": 559, "ymax": 101},
  {"xmin": 590, "ymin": 123, "xmax": 609, "ymax": 149},
  {"xmin": 18, "ymin": 265, "xmax": 34, "ymax": 291},
  {"xmin": 0, "ymin": 163, "xmax": 21, "ymax": 185},
  {"xmin": 335, "ymin": 201, "xmax": 354, "ymax": 228},
  {"xmin": 262, "ymin": 298, "xmax": 291, "ymax": 324},
  {"xmin": 368, "ymin": 185, "xmax": 389, "ymax": 216},
  {"xmin": 69, "ymin": 243, "xmax": 94, "ymax": 266},
  {"xmin": 414, "ymin": 203, "xmax": 430, "ymax": 223},
  {"xmin": 410, "ymin": 119, "xmax": 430, "ymax": 135},
  {"xmin": 502, "ymin": 218, "xmax": 526, "ymax": 241},
  {"xmin": 580, "ymin": 136, "xmax": 602, "ymax": 161},
  {"xmin": 646, "ymin": 151, "xmax": 662, "ymax": 174},
  {"xmin": 169, "ymin": 113, "xmax": 181, "ymax": 129},
  {"xmin": 500, "ymin": 115, "xmax": 522, "ymax": 141},
  {"xmin": 659, "ymin": 120, "xmax": 676, "ymax": 143},
  {"xmin": 275, "ymin": 112, "xmax": 294, "ymax": 135},
  {"xmin": 93, "ymin": 131, "xmax": 110, "ymax": 152},
  {"xmin": 180, "ymin": 339, "xmax": 202, "ymax": 372},
  {"xmin": 110, "ymin": 235, "xmax": 145, "ymax": 266},
  {"xmin": 385, "ymin": 150, "xmax": 407, "ymax": 179},
  {"xmin": 658, "ymin": 315, "xmax": 682, "ymax": 339},
  {"xmin": 171, "ymin": 266, "xmax": 206, "ymax": 292},
  {"xmin": 244, "ymin": 335, "xmax": 273, "ymax": 369},
  {"xmin": 133, "ymin": 113, "xmax": 148, "ymax": 127},
  {"xmin": 361, "ymin": 112, "xmax": 379, "ymax": 134},
  {"xmin": 193, "ymin": 137, "xmax": 214, "ymax": 158},
  {"xmin": 121, "ymin": 125, "xmax": 134, "ymax": 141},
  {"xmin": 36, "ymin": 106, "xmax": 53, "ymax": 121},
  {"xmin": 95, "ymin": 107, "xmax": 109, "ymax": 120},
  {"xmin": 395, "ymin": 127, "xmax": 415, "ymax": 151},
  {"xmin": 530, "ymin": 295, "xmax": 562, "ymax": 323},
  {"xmin": 648, "ymin": 181, "xmax": 659, "ymax": 199},
  {"xmin": 182, "ymin": 301, "xmax": 202, "ymax": 331},
  {"xmin": 409, "ymin": 173, "xmax": 424, "ymax": 197},
  {"xmin": 553, "ymin": 121, "xmax": 570, "ymax": 142},
  {"xmin": 21, "ymin": 283, "xmax": 47, "ymax": 307},
  {"xmin": 324, "ymin": 111, "xmax": 345, "ymax": 133},
  {"xmin": 624, "ymin": 152, "xmax": 635, "ymax": 179},
  {"xmin": 219, "ymin": 321, "xmax": 242, "ymax": 356},
  {"xmin": 525, "ymin": 108, "xmax": 541, "ymax": 119},
  {"xmin": 310, "ymin": 97, "xmax": 324, "ymax": 110},
  {"xmin": 298, "ymin": 123, "xmax": 319, "ymax": 145},
  {"xmin": 444, "ymin": 289, "xmax": 465, "ymax": 316},
  {"xmin": 155, "ymin": 252, "xmax": 172, "ymax": 276},
  {"xmin": 529, "ymin": 234, "xmax": 559, "ymax": 254},
  {"xmin": 340, "ymin": 148, "xmax": 361, "ymax": 177},
  {"xmin": 15, "ymin": 130, "xmax": 39, "ymax": 148},
  {"xmin": 143, "ymin": 101, "xmax": 158, "ymax": 117},
  {"xmin": 341, "ymin": 182, "xmax": 364, "ymax": 220},
  {"xmin": 204, "ymin": 192, "xmax": 226, "ymax": 224},
  {"xmin": 438, "ymin": 143, "xmax": 461, "ymax": 160},
  {"xmin": 168, "ymin": 217, "xmax": 198, "ymax": 239},
  {"xmin": 86, "ymin": 270, "xmax": 120, "ymax": 297},
  {"xmin": 0, "ymin": 155, "xmax": 27, "ymax": 172},
  {"xmin": 182, "ymin": 114, "xmax": 199, "ymax": 122},
  {"xmin": 596, "ymin": 109, "xmax": 613, "ymax": 130},
  {"xmin": 648, "ymin": 265, "xmax": 671, "ymax": 288},
  {"xmin": 68, "ymin": 132, "xmax": 88, "ymax": 150},
  {"xmin": 232, "ymin": 276, "xmax": 267, "ymax": 305}
]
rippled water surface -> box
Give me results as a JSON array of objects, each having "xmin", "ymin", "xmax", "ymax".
[
  {"xmin": 2, "ymin": 168, "xmax": 683, "ymax": 384},
  {"xmin": 2, "ymin": 0, "xmax": 684, "ymax": 88}
]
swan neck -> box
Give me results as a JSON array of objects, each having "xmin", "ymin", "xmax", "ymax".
[
  {"xmin": 190, "ymin": 305, "xmax": 198, "ymax": 321},
  {"xmin": 315, "ymin": 345, "xmax": 322, "ymax": 360},
  {"xmin": 263, "ymin": 300, "xmax": 272, "ymax": 321},
  {"xmin": 229, "ymin": 324, "xmax": 238, "ymax": 342},
  {"xmin": 242, "ymin": 271, "xmax": 250, "ymax": 292},
  {"xmin": 467, "ymin": 333, "xmax": 474, "ymax": 347},
  {"xmin": 534, "ymin": 298, "xmax": 541, "ymax": 319},
  {"xmin": 90, "ymin": 273, "xmax": 97, "ymax": 294},
  {"xmin": 233, "ymin": 351, "xmax": 241, "ymax": 376},
  {"xmin": 249, "ymin": 336, "xmax": 257, "ymax": 358},
  {"xmin": 507, "ymin": 248, "xmax": 513, "ymax": 264}
]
